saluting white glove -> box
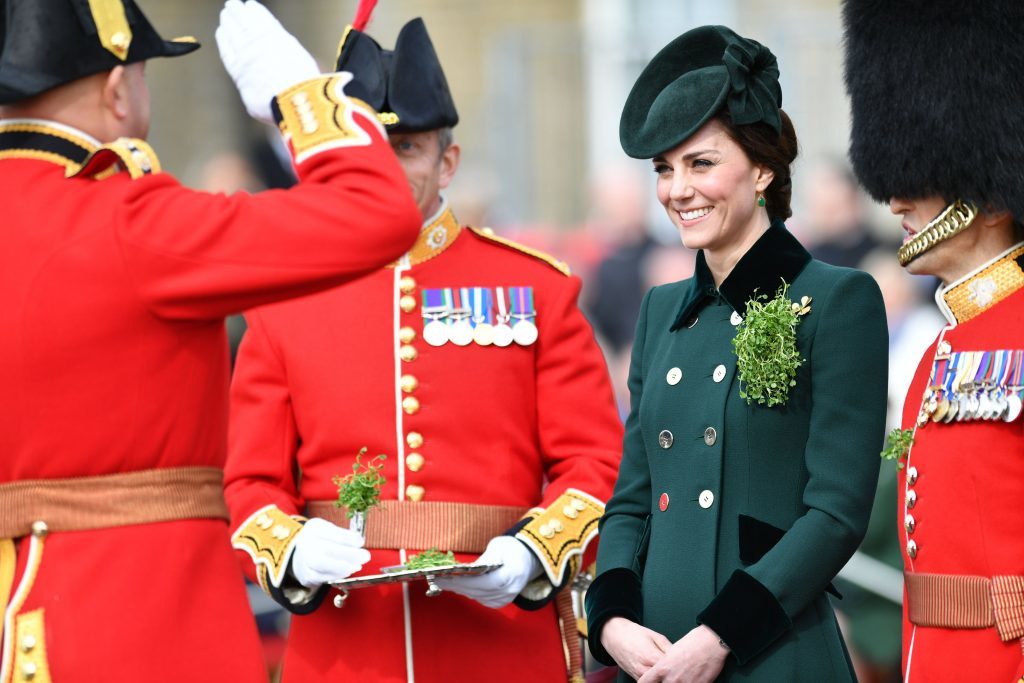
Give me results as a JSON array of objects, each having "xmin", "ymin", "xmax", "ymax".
[
  {"xmin": 290, "ymin": 517, "xmax": 371, "ymax": 589},
  {"xmin": 433, "ymin": 536, "xmax": 543, "ymax": 609},
  {"xmin": 215, "ymin": 0, "xmax": 321, "ymax": 124}
]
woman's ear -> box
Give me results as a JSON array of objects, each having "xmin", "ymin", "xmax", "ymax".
[{"xmin": 754, "ymin": 164, "xmax": 775, "ymax": 193}]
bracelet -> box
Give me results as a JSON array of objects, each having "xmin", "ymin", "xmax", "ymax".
[{"xmin": 717, "ymin": 637, "xmax": 731, "ymax": 652}]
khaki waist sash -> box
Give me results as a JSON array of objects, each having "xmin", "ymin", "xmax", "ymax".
[
  {"xmin": 905, "ymin": 571, "xmax": 1024, "ymax": 642},
  {"xmin": 0, "ymin": 467, "xmax": 229, "ymax": 538},
  {"xmin": 306, "ymin": 500, "xmax": 530, "ymax": 554}
]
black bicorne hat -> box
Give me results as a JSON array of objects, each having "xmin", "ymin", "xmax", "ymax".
[
  {"xmin": 843, "ymin": 0, "xmax": 1024, "ymax": 219},
  {"xmin": 0, "ymin": 0, "xmax": 199, "ymax": 105},
  {"xmin": 335, "ymin": 17, "xmax": 458, "ymax": 132}
]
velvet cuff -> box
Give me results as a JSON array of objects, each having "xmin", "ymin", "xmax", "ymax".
[
  {"xmin": 585, "ymin": 567, "xmax": 644, "ymax": 666},
  {"xmin": 697, "ymin": 569, "xmax": 791, "ymax": 666}
]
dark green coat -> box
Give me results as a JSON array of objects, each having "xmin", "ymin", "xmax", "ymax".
[{"xmin": 587, "ymin": 222, "xmax": 888, "ymax": 681}]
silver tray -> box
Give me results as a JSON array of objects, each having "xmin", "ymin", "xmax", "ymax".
[{"xmin": 329, "ymin": 563, "xmax": 502, "ymax": 607}]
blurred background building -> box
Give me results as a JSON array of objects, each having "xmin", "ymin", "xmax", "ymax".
[{"xmin": 134, "ymin": 2, "xmax": 945, "ymax": 680}]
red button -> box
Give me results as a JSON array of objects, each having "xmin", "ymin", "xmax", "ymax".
[{"xmin": 659, "ymin": 493, "xmax": 669, "ymax": 511}]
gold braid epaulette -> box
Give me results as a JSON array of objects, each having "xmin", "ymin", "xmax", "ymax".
[
  {"xmin": 468, "ymin": 227, "xmax": 572, "ymax": 276},
  {"xmin": 515, "ymin": 489, "xmax": 603, "ymax": 586},
  {"xmin": 231, "ymin": 505, "xmax": 306, "ymax": 593},
  {"xmin": 69, "ymin": 137, "xmax": 160, "ymax": 180}
]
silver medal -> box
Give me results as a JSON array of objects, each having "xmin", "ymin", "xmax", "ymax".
[
  {"xmin": 493, "ymin": 322, "xmax": 514, "ymax": 347},
  {"xmin": 450, "ymin": 318, "xmax": 474, "ymax": 346},
  {"xmin": 512, "ymin": 319, "xmax": 538, "ymax": 346},
  {"xmin": 423, "ymin": 318, "xmax": 449, "ymax": 347},
  {"xmin": 1005, "ymin": 393, "xmax": 1023, "ymax": 422}
]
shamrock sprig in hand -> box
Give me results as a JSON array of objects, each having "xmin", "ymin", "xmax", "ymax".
[{"xmin": 333, "ymin": 447, "xmax": 386, "ymax": 518}]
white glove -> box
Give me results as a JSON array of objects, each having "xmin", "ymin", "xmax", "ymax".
[
  {"xmin": 433, "ymin": 536, "xmax": 543, "ymax": 609},
  {"xmin": 290, "ymin": 517, "xmax": 371, "ymax": 589},
  {"xmin": 215, "ymin": 0, "xmax": 320, "ymax": 124}
]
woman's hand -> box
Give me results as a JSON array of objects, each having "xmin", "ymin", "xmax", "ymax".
[
  {"xmin": 600, "ymin": 616, "xmax": 672, "ymax": 680},
  {"xmin": 636, "ymin": 624, "xmax": 729, "ymax": 683}
]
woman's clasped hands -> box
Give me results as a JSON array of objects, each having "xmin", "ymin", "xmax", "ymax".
[{"xmin": 602, "ymin": 618, "xmax": 729, "ymax": 682}]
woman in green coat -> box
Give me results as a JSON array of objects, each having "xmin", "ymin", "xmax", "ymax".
[{"xmin": 585, "ymin": 26, "xmax": 888, "ymax": 682}]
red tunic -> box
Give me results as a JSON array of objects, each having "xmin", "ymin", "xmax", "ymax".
[
  {"xmin": 225, "ymin": 206, "xmax": 623, "ymax": 682},
  {"xmin": 0, "ymin": 110, "xmax": 420, "ymax": 683},
  {"xmin": 899, "ymin": 245, "xmax": 1024, "ymax": 682}
]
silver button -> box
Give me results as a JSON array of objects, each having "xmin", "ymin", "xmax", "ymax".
[
  {"xmin": 703, "ymin": 427, "xmax": 717, "ymax": 446},
  {"xmin": 698, "ymin": 490, "xmax": 715, "ymax": 509},
  {"xmin": 906, "ymin": 489, "xmax": 917, "ymax": 509},
  {"xmin": 904, "ymin": 514, "xmax": 915, "ymax": 534},
  {"xmin": 713, "ymin": 364, "xmax": 727, "ymax": 383},
  {"xmin": 658, "ymin": 430, "xmax": 674, "ymax": 449},
  {"xmin": 666, "ymin": 367, "xmax": 682, "ymax": 386},
  {"xmin": 730, "ymin": 311, "xmax": 743, "ymax": 326},
  {"xmin": 907, "ymin": 539, "xmax": 918, "ymax": 559},
  {"xmin": 907, "ymin": 466, "xmax": 919, "ymax": 485}
]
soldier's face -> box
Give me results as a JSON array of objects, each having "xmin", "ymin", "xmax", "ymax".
[
  {"xmin": 890, "ymin": 195, "xmax": 964, "ymax": 280},
  {"xmin": 654, "ymin": 119, "xmax": 772, "ymax": 258},
  {"xmin": 389, "ymin": 130, "xmax": 459, "ymax": 221}
]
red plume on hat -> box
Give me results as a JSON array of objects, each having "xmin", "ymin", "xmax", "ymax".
[{"xmin": 351, "ymin": 0, "xmax": 378, "ymax": 31}]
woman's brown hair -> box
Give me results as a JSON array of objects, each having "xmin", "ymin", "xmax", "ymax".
[{"xmin": 715, "ymin": 109, "xmax": 798, "ymax": 220}]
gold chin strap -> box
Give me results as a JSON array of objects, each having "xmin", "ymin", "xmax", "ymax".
[{"xmin": 898, "ymin": 200, "xmax": 979, "ymax": 266}]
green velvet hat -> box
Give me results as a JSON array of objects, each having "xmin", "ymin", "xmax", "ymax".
[{"xmin": 620, "ymin": 25, "xmax": 781, "ymax": 159}]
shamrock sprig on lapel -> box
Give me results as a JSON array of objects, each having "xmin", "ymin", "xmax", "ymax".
[{"xmin": 732, "ymin": 282, "xmax": 811, "ymax": 407}]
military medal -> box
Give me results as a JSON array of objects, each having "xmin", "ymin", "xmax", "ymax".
[
  {"xmin": 421, "ymin": 289, "xmax": 450, "ymax": 347},
  {"xmin": 447, "ymin": 288, "xmax": 473, "ymax": 346},
  {"xmin": 509, "ymin": 286, "xmax": 538, "ymax": 346},
  {"xmin": 941, "ymin": 353, "xmax": 961, "ymax": 423},
  {"xmin": 1003, "ymin": 350, "xmax": 1023, "ymax": 422},
  {"xmin": 469, "ymin": 287, "xmax": 495, "ymax": 346},
  {"xmin": 493, "ymin": 287, "xmax": 514, "ymax": 347}
]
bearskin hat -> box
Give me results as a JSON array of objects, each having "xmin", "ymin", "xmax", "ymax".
[{"xmin": 843, "ymin": 0, "xmax": 1024, "ymax": 220}]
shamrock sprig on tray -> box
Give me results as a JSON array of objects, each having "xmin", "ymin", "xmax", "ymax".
[
  {"xmin": 880, "ymin": 428, "xmax": 915, "ymax": 470},
  {"xmin": 404, "ymin": 548, "xmax": 456, "ymax": 570},
  {"xmin": 333, "ymin": 447, "xmax": 387, "ymax": 518},
  {"xmin": 732, "ymin": 282, "xmax": 811, "ymax": 407}
]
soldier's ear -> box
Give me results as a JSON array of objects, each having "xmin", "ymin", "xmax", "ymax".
[
  {"xmin": 438, "ymin": 141, "xmax": 460, "ymax": 191},
  {"xmin": 102, "ymin": 66, "xmax": 129, "ymax": 120}
]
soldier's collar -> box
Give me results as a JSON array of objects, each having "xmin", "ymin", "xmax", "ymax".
[
  {"xmin": 936, "ymin": 242, "xmax": 1024, "ymax": 327},
  {"xmin": 400, "ymin": 199, "xmax": 462, "ymax": 267},
  {"xmin": 670, "ymin": 219, "xmax": 811, "ymax": 331},
  {"xmin": 0, "ymin": 118, "xmax": 100, "ymax": 174}
]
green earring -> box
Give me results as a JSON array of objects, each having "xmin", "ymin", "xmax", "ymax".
[{"xmin": 757, "ymin": 193, "xmax": 766, "ymax": 207}]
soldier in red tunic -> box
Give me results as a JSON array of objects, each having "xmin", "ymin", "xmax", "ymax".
[
  {"xmin": 844, "ymin": 1, "xmax": 1024, "ymax": 680},
  {"xmin": 225, "ymin": 16, "xmax": 623, "ymax": 683},
  {"xmin": 0, "ymin": 1, "xmax": 420, "ymax": 681}
]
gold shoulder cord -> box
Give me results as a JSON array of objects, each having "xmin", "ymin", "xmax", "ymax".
[{"xmin": 898, "ymin": 200, "xmax": 978, "ymax": 266}]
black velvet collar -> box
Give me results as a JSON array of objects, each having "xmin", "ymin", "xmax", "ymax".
[{"xmin": 670, "ymin": 219, "xmax": 811, "ymax": 331}]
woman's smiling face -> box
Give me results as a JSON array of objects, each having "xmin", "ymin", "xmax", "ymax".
[{"xmin": 654, "ymin": 118, "xmax": 772, "ymax": 255}]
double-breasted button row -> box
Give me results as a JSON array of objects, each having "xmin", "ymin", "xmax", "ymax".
[
  {"xmin": 904, "ymin": 465, "xmax": 920, "ymax": 558},
  {"xmin": 664, "ymin": 364, "xmax": 730, "ymax": 386},
  {"xmin": 399, "ymin": 277, "xmax": 428, "ymax": 487}
]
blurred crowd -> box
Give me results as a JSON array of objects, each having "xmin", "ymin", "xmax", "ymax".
[{"xmin": 199, "ymin": 141, "xmax": 941, "ymax": 683}]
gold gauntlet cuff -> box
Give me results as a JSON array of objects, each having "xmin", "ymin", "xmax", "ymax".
[
  {"xmin": 515, "ymin": 489, "xmax": 604, "ymax": 586},
  {"xmin": 231, "ymin": 505, "xmax": 306, "ymax": 592},
  {"xmin": 274, "ymin": 75, "xmax": 383, "ymax": 163}
]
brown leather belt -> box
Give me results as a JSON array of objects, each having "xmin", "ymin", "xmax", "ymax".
[
  {"xmin": 0, "ymin": 467, "xmax": 229, "ymax": 538},
  {"xmin": 306, "ymin": 500, "xmax": 530, "ymax": 553},
  {"xmin": 905, "ymin": 571, "xmax": 1024, "ymax": 641}
]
